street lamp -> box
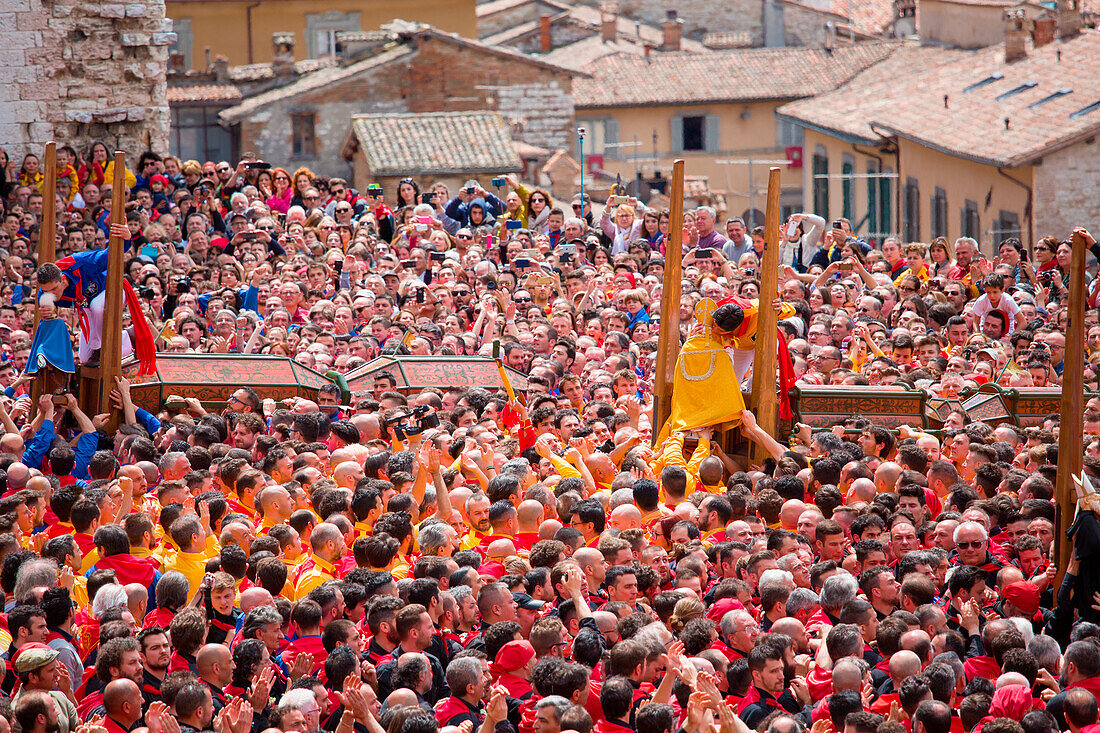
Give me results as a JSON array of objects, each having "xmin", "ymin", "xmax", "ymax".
[{"xmin": 578, "ymin": 127, "xmax": 586, "ymax": 204}]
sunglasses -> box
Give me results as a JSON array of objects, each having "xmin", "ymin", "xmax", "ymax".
[
  {"xmin": 275, "ymin": 176, "xmax": 290, "ymax": 182},
  {"xmin": 955, "ymin": 540, "xmax": 985, "ymax": 549},
  {"xmin": 456, "ymin": 234, "xmax": 472, "ymax": 240},
  {"xmin": 336, "ymin": 207, "xmax": 352, "ymax": 213},
  {"xmin": 514, "ymin": 297, "xmax": 532, "ymax": 303}
]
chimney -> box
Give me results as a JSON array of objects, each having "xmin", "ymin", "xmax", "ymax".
[
  {"xmin": 539, "ymin": 13, "xmax": 552, "ymax": 52},
  {"xmin": 1003, "ymin": 10, "xmax": 1028, "ymax": 63},
  {"xmin": 600, "ymin": 2, "xmax": 618, "ymax": 43},
  {"xmin": 168, "ymin": 51, "xmax": 186, "ymax": 74},
  {"xmin": 660, "ymin": 8, "xmax": 682, "ymax": 51},
  {"xmin": 1032, "ymin": 15, "xmax": 1056, "ymax": 48},
  {"xmin": 1056, "ymin": 0, "xmax": 1082, "ymax": 39},
  {"xmin": 212, "ymin": 54, "xmax": 229, "ymax": 82},
  {"xmin": 272, "ymin": 32, "xmax": 296, "ymax": 76}
]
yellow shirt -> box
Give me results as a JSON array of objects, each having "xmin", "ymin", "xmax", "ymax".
[
  {"xmin": 460, "ymin": 529, "xmax": 488, "ymax": 551},
  {"xmin": 295, "ymin": 555, "xmax": 338, "ymax": 599},
  {"xmin": 164, "ymin": 550, "xmax": 212, "ymax": 601}
]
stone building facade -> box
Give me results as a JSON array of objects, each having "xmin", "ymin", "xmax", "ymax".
[
  {"xmin": 0, "ymin": 0, "xmax": 172, "ymax": 156},
  {"xmin": 214, "ymin": 25, "xmax": 580, "ymax": 179}
]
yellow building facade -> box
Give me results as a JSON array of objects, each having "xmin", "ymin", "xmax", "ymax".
[
  {"xmin": 577, "ymin": 100, "xmax": 804, "ymax": 225},
  {"xmin": 801, "ymin": 129, "xmax": 1033, "ymax": 253},
  {"xmin": 167, "ymin": 0, "xmax": 477, "ymax": 68}
]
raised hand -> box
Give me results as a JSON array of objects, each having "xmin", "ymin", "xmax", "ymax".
[{"xmin": 289, "ymin": 652, "xmax": 314, "ymax": 681}]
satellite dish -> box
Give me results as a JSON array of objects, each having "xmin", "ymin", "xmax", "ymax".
[{"xmin": 625, "ymin": 177, "xmax": 653, "ymax": 204}]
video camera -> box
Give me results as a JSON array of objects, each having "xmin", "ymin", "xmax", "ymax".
[{"xmin": 384, "ymin": 405, "xmax": 440, "ymax": 441}]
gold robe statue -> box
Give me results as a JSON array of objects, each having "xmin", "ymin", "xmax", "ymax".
[{"xmin": 655, "ymin": 298, "xmax": 745, "ymax": 446}]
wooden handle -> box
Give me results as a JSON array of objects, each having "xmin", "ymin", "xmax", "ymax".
[
  {"xmin": 651, "ymin": 159, "xmax": 685, "ymax": 444},
  {"xmin": 749, "ymin": 167, "xmax": 783, "ymax": 462},
  {"xmin": 100, "ymin": 152, "xmax": 128, "ymax": 435}
]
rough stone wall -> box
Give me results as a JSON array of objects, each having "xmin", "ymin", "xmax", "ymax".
[
  {"xmin": 782, "ymin": 4, "xmax": 831, "ymax": 46},
  {"xmin": 237, "ymin": 66, "xmax": 411, "ymax": 178},
  {"xmin": 1033, "ymin": 141, "xmax": 1100, "ymax": 239},
  {"xmin": 606, "ymin": 0, "xmax": 764, "ymax": 41},
  {"xmin": 0, "ymin": 0, "xmax": 171, "ymax": 157},
  {"xmin": 494, "ymin": 81, "xmax": 574, "ymax": 152}
]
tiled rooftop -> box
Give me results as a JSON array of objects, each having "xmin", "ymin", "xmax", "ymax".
[
  {"xmin": 778, "ymin": 31, "xmax": 1100, "ymax": 167},
  {"xmin": 573, "ymin": 41, "xmax": 899, "ymax": 108},
  {"xmin": 345, "ymin": 111, "xmax": 523, "ymax": 175}
]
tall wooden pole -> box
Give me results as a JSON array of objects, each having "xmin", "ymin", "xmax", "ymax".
[
  {"xmin": 31, "ymin": 143, "xmax": 57, "ymax": 410},
  {"xmin": 748, "ymin": 168, "xmax": 784, "ymax": 462},
  {"xmin": 652, "ymin": 159, "xmax": 685, "ymax": 444},
  {"xmin": 1055, "ymin": 229, "xmax": 1087, "ymax": 587},
  {"xmin": 101, "ymin": 152, "xmax": 127, "ymax": 433}
]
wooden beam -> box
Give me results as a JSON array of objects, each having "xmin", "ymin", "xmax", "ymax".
[
  {"xmin": 31, "ymin": 142, "xmax": 58, "ymax": 411},
  {"xmin": 749, "ymin": 167, "xmax": 783, "ymax": 462},
  {"xmin": 99, "ymin": 152, "xmax": 128, "ymax": 434},
  {"xmin": 651, "ymin": 159, "xmax": 685, "ymax": 444},
  {"xmin": 1055, "ymin": 229, "xmax": 1087, "ymax": 587}
]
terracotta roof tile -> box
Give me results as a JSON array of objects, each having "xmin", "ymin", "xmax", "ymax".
[
  {"xmin": 345, "ymin": 111, "xmax": 523, "ymax": 175},
  {"xmin": 574, "ymin": 41, "xmax": 899, "ymax": 108},
  {"xmin": 167, "ymin": 83, "xmax": 242, "ymax": 104},
  {"xmin": 778, "ymin": 32, "xmax": 1100, "ymax": 167}
]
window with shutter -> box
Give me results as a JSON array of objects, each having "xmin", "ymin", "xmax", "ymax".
[
  {"xmin": 880, "ymin": 168, "xmax": 893, "ymax": 236},
  {"xmin": 904, "ymin": 177, "xmax": 920, "ymax": 242},
  {"xmin": 812, "ymin": 147, "xmax": 828, "ymax": 220},
  {"xmin": 962, "ymin": 200, "xmax": 979, "ymax": 240},
  {"xmin": 604, "ymin": 119, "xmax": 620, "ymax": 159},
  {"xmin": 931, "ymin": 187, "xmax": 947, "ymax": 238},
  {"xmin": 841, "ymin": 155, "xmax": 854, "ymax": 221},
  {"xmin": 670, "ymin": 115, "xmax": 684, "ymax": 153},
  {"xmin": 866, "ymin": 161, "xmax": 879, "ymax": 238},
  {"xmin": 704, "ymin": 115, "xmax": 720, "ymax": 152},
  {"xmin": 681, "ymin": 116, "xmax": 705, "ymax": 151}
]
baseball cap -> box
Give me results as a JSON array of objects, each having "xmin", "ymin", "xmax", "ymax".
[{"xmin": 512, "ymin": 592, "xmax": 546, "ymax": 611}]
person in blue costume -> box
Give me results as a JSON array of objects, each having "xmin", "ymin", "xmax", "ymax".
[{"xmin": 30, "ymin": 222, "xmax": 157, "ymax": 379}]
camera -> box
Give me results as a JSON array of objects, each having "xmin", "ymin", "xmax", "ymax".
[
  {"xmin": 506, "ymin": 220, "xmax": 521, "ymax": 230},
  {"xmin": 175, "ymin": 276, "xmax": 191, "ymax": 293},
  {"xmin": 430, "ymin": 251, "xmax": 445, "ymax": 262},
  {"xmin": 492, "ymin": 177, "xmax": 506, "ymax": 187},
  {"xmin": 831, "ymin": 220, "xmax": 844, "ymax": 230},
  {"xmin": 608, "ymin": 195, "xmax": 629, "ymax": 206},
  {"xmin": 140, "ymin": 286, "xmax": 156, "ymax": 301},
  {"xmin": 244, "ymin": 161, "xmax": 271, "ymax": 171},
  {"xmin": 384, "ymin": 405, "xmax": 440, "ymax": 441},
  {"xmin": 514, "ymin": 257, "xmax": 532, "ymax": 268},
  {"xmin": 367, "ymin": 184, "xmax": 382, "ymax": 195}
]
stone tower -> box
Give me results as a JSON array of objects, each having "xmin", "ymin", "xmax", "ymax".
[{"xmin": 0, "ymin": 0, "xmax": 172, "ymax": 156}]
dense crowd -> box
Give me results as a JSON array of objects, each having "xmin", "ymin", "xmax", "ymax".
[{"xmin": 0, "ymin": 144, "xmax": 1096, "ymax": 733}]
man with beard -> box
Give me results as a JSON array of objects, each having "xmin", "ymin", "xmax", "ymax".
[
  {"xmin": 375, "ymin": 604, "xmax": 448, "ymax": 703},
  {"xmin": 697, "ymin": 496, "xmax": 732, "ymax": 545},
  {"xmin": 294, "ymin": 523, "xmax": 345, "ymax": 598},
  {"xmin": 176, "ymin": 681, "xmax": 216, "ymax": 733},
  {"xmin": 138, "ymin": 627, "xmax": 171, "ymax": 708},
  {"xmin": 460, "ymin": 494, "xmax": 492, "ymax": 550},
  {"xmin": 14, "ymin": 691, "xmax": 62, "ymax": 733},
  {"xmin": 80, "ymin": 637, "xmax": 143, "ymax": 717},
  {"xmin": 12, "ymin": 645, "xmax": 79, "ymax": 733},
  {"xmin": 364, "ymin": 596, "xmax": 404, "ymax": 665}
]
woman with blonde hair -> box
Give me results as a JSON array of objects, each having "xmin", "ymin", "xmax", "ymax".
[
  {"xmin": 668, "ymin": 596, "xmax": 704, "ymax": 633},
  {"xmin": 599, "ymin": 196, "xmax": 646, "ymax": 255}
]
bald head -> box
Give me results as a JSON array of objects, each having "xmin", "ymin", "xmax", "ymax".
[
  {"xmin": 849, "ymin": 478, "xmax": 877, "ymax": 503},
  {"xmin": 889, "ymin": 650, "xmax": 921, "ymax": 682},
  {"xmin": 539, "ymin": 519, "xmax": 562, "ymax": 540},
  {"xmin": 517, "ymin": 500, "xmax": 544, "ymax": 531},
  {"xmin": 610, "ymin": 504, "xmax": 642, "ymax": 530},
  {"xmin": 196, "ymin": 643, "xmax": 232, "ymax": 686},
  {"xmin": 832, "ymin": 658, "xmax": 864, "ymax": 691},
  {"xmin": 573, "ymin": 547, "xmax": 603, "ymax": 571},
  {"xmin": 593, "ymin": 611, "xmax": 619, "ymax": 634},
  {"xmin": 875, "ymin": 462, "xmax": 903, "ymax": 492},
  {"xmin": 240, "ymin": 587, "xmax": 274, "ymax": 614},
  {"xmin": 780, "ymin": 500, "xmax": 806, "ymax": 529},
  {"xmin": 486, "ymin": 538, "xmax": 517, "ymax": 561},
  {"xmin": 333, "ymin": 461, "xmax": 364, "ymax": 489},
  {"xmin": 103, "ymin": 678, "xmax": 143, "ymax": 724},
  {"xmin": 585, "ymin": 453, "xmax": 616, "ymax": 483},
  {"xmin": 6, "ymin": 463, "xmax": 28, "ymax": 490},
  {"xmin": 996, "ymin": 674, "xmax": 1030, "ymax": 690}
]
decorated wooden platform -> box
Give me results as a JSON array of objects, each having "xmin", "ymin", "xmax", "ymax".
[
  {"xmin": 345, "ymin": 355, "xmax": 529, "ymax": 396},
  {"xmin": 124, "ymin": 354, "xmax": 333, "ymax": 413}
]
